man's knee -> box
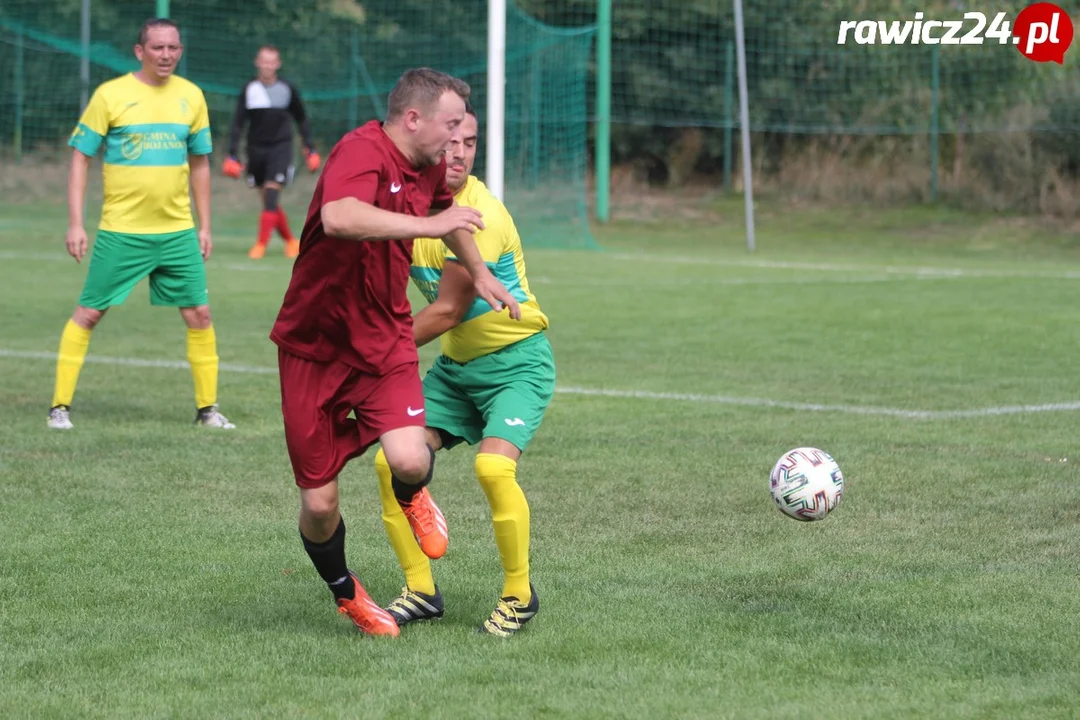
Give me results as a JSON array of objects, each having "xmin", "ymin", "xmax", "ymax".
[
  {"xmin": 72, "ymin": 306, "xmax": 105, "ymax": 329},
  {"xmin": 300, "ymin": 485, "xmax": 340, "ymax": 523},
  {"xmin": 180, "ymin": 305, "xmax": 212, "ymax": 329},
  {"xmin": 383, "ymin": 443, "xmax": 433, "ymax": 484}
]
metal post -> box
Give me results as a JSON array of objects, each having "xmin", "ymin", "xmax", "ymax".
[
  {"xmin": 528, "ymin": 58, "xmax": 541, "ymax": 189},
  {"xmin": 722, "ymin": 40, "xmax": 734, "ymax": 194},
  {"xmin": 14, "ymin": 31, "xmax": 24, "ymax": 162},
  {"xmin": 349, "ymin": 28, "xmax": 359, "ymax": 128},
  {"xmin": 930, "ymin": 44, "xmax": 940, "ymax": 202},
  {"xmin": 595, "ymin": 0, "xmax": 612, "ymax": 222},
  {"xmin": 80, "ymin": 0, "xmax": 90, "ymax": 111},
  {"xmin": 156, "ymin": 0, "xmax": 169, "ymax": 17},
  {"xmin": 178, "ymin": 25, "xmax": 188, "ymax": 77},
  {"xmin": 487, "ymin": 0, "xmax": 506, "ymax": 201},
  {"xmin": 733, "ymin": 0, "xmax": 755, "ymax": 251}
]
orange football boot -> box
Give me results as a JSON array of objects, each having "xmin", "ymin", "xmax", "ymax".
[
  {"xmin": 398, "ymin": 487, "xmax": 449, "ymax": 559},
  {"xmin": 335, "ymin": 573, "xmax": 400, "ymax": 637}
]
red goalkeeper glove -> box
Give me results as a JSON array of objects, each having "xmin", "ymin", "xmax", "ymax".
[
  {"xmin": 222, "ymin": 156, "xmax": 243, "ymax": 179},
  {"xmin": 305, "ymin": 150, "xmax": 322, "ymax": 173}
]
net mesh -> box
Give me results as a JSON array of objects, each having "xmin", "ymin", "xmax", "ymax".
[
  {"xmin": 1, "ymin": 1, "xmax": 1077, "ymax": 217},
  {"xmin": 0, "ymin": 0, "xmax": 597, "ymax": 249}
]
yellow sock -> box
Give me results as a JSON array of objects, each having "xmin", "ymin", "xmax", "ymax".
[
  {"xmin": 475, "ymin": 453, "xmax": 531, "ymax": 602},
  {"xmin": 375, "ymin": 448, "xmax": 436, "ymax": 594},
  {"xmin": 186, "ymin": 326, "xmax": 219, "ymax": 409},
  {"xmin": 52, "ymin": 319, "xmax": 93, "ymax": 407}
]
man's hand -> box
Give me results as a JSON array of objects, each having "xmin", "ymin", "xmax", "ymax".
[
  {"xmin": 473, "ymin": 267, "xmax": 521, "ymax": 320},
  {"xmin": 66, "ymin": 225, "xmax": 88, "ymax": 263},
  {"xmin": 424, "ymin": 205, "xmax": 484, "ymax": 239},
  {"xmin": 222, "ymin": 156, "xmax": 243, "ymax": 179},
  {"xmin": 198, "ymin": 228, "xmax": 213, "ymax": 261},
  {"xmin": 304, "ymin": 149, "xmax": 321, "ymax": 173}
]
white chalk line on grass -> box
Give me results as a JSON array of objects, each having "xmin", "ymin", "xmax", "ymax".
[
  {"xmin": 4, "ymin": 250, "xmax": 1076, "ymax": 285},
  {"xmin": 0, "ymin": 251, "xmax": 283, "ymax": 274},
  {"xmin": 2, "ymin": 348, "xmax": 1077, "ymax": 420},
  {"xmin": 605, "ymin": 252, "xmax": 1080, "ymax": 280}
]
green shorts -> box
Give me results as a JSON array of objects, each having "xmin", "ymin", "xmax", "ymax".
[
  {"xmin": 78, "ymin": 228, "xmax": 208, "ymax": 310},
  {"xmin": 423, "ymin": 332, "xmax": 556, "ymax": 453}
]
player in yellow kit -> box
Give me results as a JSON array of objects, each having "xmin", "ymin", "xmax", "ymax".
[
  {"xmin": 374, "ymin": 104, "xmax": 554, "ymax": 637},
  {"xmin": 48, "ymin": 18, "xmax": 233, "ymax": 431}
]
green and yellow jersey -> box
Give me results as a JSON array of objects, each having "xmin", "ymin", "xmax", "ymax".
[
  {"xmin": 411, "ymin": 175, "xmax": 549, "ymax": 364},
  {"xmin": 68, "ymin": 73, "xmax": 212, "ymax": 234}
]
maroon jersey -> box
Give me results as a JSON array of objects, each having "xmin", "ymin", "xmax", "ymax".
[{"xmin": 270, "ymin": 120, "xmax": 454, "ymax": 373}]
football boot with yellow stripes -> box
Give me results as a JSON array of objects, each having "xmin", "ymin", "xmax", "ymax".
[
  {"xmin": 385, "ymin": 586, "xmax": 444, "ymax": 626},
  {"xmin": 480, "ymin": 584, "xmax": 539, "ymax": 637}
]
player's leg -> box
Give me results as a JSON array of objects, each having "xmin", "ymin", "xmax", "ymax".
[
  {"xmin": 376, "ymin": 427, "xmax": 446, "ymax": 625},
  {"xmin": 49, "ymin": 230, "xmax": 151, "ymax": 428},
  {"xmin": 149, "ymin": 229, "xmax": 232, "ymax": 428},
  {"xmin": 469, "ymin": 333, "xmax": 556, "ymax": 636},
  {"xmin": 376, "ymin": 425, "xmax": 442, "ymax": 589},
  {"xmin": 378, "ymin": 425, "xmax": 448, "ymax": 560},
  {"xmin": 246, "ymin": 147, "xmax": 274, "ymax": 260},
  {"xmin": 48, "ymin": 305, "xmax": 103, "ymax": 429},
  {"xmin": 378, "ymin": 357, "xmax": 483, "ymax": 625},
  {"xmin": 279, "ymin": 348, "xmax": 398, "ymax": 637},
  {"xmin": 357, "ymin": 362, "xmax": 448, "ymax": 560},
  {"xmin": 252, "ymin": 140, "xmax": 300, "ymax": 255},
  {"xmin": 265, "ymin": 141, "xmax": 299, "ymax": 257}
]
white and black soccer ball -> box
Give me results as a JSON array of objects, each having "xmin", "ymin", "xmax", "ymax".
[{"xmin": 769, "ymin": 447, "xmax": 844, "ymax": 521}]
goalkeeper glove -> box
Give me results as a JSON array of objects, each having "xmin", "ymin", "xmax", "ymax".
[
  {"xmin": 305, "ymin": 149, "xmax": 322, "ymax": 173},
  {"xmin": 222, "ymin": 156, "xmax": 243, "ymax": 179}
]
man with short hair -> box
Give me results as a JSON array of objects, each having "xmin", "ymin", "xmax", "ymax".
[
  {"xmin": 377, "ymin": 105, "xmax": 553, "ymax": 637},
  {"xmin": 223, "ymin": 45, "xmax": 320, "ymax": 260},
  {"xmin": 270, "ymin": 68, "xmax": 521, "ymax": 637},
  {"xmin": 49, "ymin": 17, "xmax": 233, "ymax": 431}
]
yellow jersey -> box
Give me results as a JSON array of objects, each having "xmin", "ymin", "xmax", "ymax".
[
  {"xmin": 411, "ymin": 176, "xmax": 549, "ymax": 364},
  {"xmin": 68, "ymin": 73, "xmax": 212, "ymax": 234}
]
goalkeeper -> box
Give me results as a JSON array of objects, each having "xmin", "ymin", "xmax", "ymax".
[
  {"xmin": 223, "ymin": 45, "xmax": 320, "ymax": 260},
  {"xmin": 375, "ymin": 104, "xmax": 554, "ymax": 637}
]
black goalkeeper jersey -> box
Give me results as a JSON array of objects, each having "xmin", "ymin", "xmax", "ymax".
[{"xmin": 228, "ymin": 77, "xmax": 315, "ymax": 157}]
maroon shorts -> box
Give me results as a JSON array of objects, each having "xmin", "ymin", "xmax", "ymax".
[{"xmin": 278, "ymin": 349, "xmax": 426, "ymax": 489}]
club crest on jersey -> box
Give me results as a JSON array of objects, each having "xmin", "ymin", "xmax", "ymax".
[
  {"xmin": 121, "ymin": 133, "xmax": 144, "ymax": 160},
  {"xmin": 179, "ymin": 98, "xmax": 189, "ymax": 115}
]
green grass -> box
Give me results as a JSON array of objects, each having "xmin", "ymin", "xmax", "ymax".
[{"xmin": 2, "ymin": 185, "xmax": 1080, "ymax": 719}]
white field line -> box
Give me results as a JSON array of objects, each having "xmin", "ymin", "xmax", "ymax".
[
  {"xmin": 604, "ymin": 252, "xmax": 1080, "ymax": 279},
  {"xmin": 0, "ymin": 251, "xmax": 282, "ymax": 274},
  {"xmin": 2, "ymin": 348, "xmax": 1077, "ymax": 420},
  {"xmin": 5, "ymin": 250, "xmax": 1076, "ymax": 284}
]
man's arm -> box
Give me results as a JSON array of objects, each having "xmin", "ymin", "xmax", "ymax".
[
  {"xmin": 189, "ymin": 154, "xmax": 213, "ymax": 260},
  {"xmin": 67, "ymin": 149, "xmax": 89, "ymax": 229},
  {"xmin": 65, "ymin": 149, "xmax": 92, "ymax": 262},
  {"xmin": 441, "ymin": 228, "xmax": 490, "ymax": 279},
  {"xmin": 321, "ymin": 198, "xmax": 482, "ymax": 243},
  {"xmin": 440, "ymin": 226, "xmax": 521, "ymax": 320},
  {"xmin": 227, "ymin": 89, "xmax": 247, "ymax": 158},
  {"xmin": 413, "ymin": 259, "xmax": 476, "ymax": 347},
  {"xmin": 287, "ymin": 84, "xmax": 316, "ymax": 153}
]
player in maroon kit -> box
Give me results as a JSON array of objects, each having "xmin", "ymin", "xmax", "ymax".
[{"xmin": 270, "ymin": 68, "xmax": 521, "ymax": 637}]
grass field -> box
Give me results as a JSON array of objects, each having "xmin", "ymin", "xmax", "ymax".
[{"xmin": 2, "ymin": 174, "xmax": 1080, "ymax": 719}]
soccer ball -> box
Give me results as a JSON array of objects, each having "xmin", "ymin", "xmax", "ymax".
[{"xmin": 769, "ymin": 447, "xmax": 845, "ymax": 521}]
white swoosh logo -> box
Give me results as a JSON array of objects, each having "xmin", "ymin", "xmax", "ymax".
[
  {"xmin": 390, "ymin": 182, "xmax": 402, "ymax": 193},
  {"xmin": 407, "ymin": 407, "xmax": 424, "ymax": 416},
  {"xmin": 504, "ymin": 418, "xmax": 525, "ymax": 426}
]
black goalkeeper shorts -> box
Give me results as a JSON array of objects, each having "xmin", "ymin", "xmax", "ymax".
[{"xmin": 246, "ymin": 141, "xmax": 295, "ymax": 188}]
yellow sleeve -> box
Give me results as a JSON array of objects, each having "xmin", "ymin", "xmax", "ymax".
[
  {"xmin": 444, "ymin": 192, "xmax": 508, "ymax": 264},
  {"xmin": 188, "ymin": 89, "xmax": 212, "ymax": 155},
  {"xmin": 67, "ymin": 87, "xmax": 110, "ymax": 157}
]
